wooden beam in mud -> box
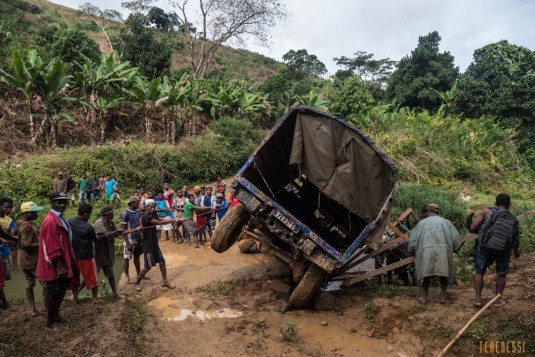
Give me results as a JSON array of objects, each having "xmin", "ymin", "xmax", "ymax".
[
  {"xmin": 338, "ymin": 236, "xmax": 405, "ymax": 274},
  {"xmin": 387, "ymin": 222, "xmax": 409, "ymax": 241},
  {"xmin": 342, "ymin": 256, "xmax": 415, "ymax": 286}
]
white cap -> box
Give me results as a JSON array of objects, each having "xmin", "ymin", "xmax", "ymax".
[{"xmin": 144, "ymin": 199, "xmax": 156, "ymax": 207}]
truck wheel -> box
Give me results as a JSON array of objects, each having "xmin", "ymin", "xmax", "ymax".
[
  {"xmin": 288, "ymin": 264, "xmax": 326, "ymax": 310},
  {"xmin": 238, "ymin": 238, "xmax": 257, "ymax": 253},
  {"xmin": 211, "ymin": 205, "xmax": 250, "ymax": 253}
]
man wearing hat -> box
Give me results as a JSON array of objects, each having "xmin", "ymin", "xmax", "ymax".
[
  {"xmin": 16, "ymin": 201, "xmax": 43, "ymax": 316},
  {"xmin": 94, "ymin": 206, "xmax": 124, "ymax": 299},
  {"xmin": 213, "ymin": 193, "xmax": 228, "ymax": 225},
  {"xmin": 120, "ymin": 196, "xmax": 143, "ymax": 283},
  {"xmin": 53, "ymin": 173, "xmax": 67, "ymax": 194},
  {"xmin": 36, "ymin": 193, "xmax": 75, "ymax": 331},
  {"xmin": 409, "ymin": 203, "xmax": 461, "ymax": 304}
]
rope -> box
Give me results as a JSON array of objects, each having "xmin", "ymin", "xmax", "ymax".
[{"xmin": 122, "ymin": 206, "xmax": 230, "ymax": 235}]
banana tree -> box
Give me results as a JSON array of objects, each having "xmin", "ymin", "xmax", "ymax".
[
  {"xmin": 73, "ymin": 53, "xmax": 137, "ymax": 141},
  {"xmin": 294, "ymin": 90, "xmax": 330, "ymax": 111},
  {"xmin": 126, "ymin": 76, "xmax": 165, "ymax": 142},
  {"xmin": 0, "ymin": 50, "xmax": 73, "ymax": 147},
  {"xmin": 0, "ymin": 50, "xmax": 44, "ymax": 138}
]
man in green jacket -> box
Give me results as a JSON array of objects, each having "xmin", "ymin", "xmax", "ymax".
[{"xmin": 409, "ymin": 204, "xmax": 461, "ymax": 304}]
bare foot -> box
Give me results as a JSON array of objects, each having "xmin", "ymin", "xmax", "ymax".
[
  {"xmin": 473, "ymin": 301, "xmax": 482, "ymax": 308},
  {"xmin": 134, "ymin": 284, "xmax": 142, "ymax": 292},
  {"xmin": 493, "ymin": 298, "xmax": 507, "ymax": 307}
]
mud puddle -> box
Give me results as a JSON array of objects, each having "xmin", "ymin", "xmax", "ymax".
[{"xmin": 148, "ymin": 296, "xmax": 243, "ymax": 322}]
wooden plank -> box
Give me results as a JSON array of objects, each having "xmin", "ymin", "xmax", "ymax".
[
  {"xmin": 342, "ymin": 256, "xmax": 415, "ymax": 286},
  {"xmin": 339, "ymin": 236, "xmax": 404, "ymax": 274},
  {"xmin": 394, "ymin": 208, "xmax": 413, "ymax": 226},
  {"xmin": 387, "ymin": 222, "xmax": 409, "ymax": 241},
  {"xmin": 518, "ymin": 210, "xmax": 535, "ymax": 222}
]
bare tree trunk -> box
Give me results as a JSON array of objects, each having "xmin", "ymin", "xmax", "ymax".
[
  {"xmin": 32, "ymin": 116, "xmax": 48, "ymax": 144},
  {"xmin": 99, "ymin": 111, "xmax": 107, "ymax": 142},
  {"xmin": 144, "ymin": 105, "xmax": 152, "ymax": 142},
  {"xmin": 170, "ymin": 115, "xmax": 176, "ymax": 144},
  {"xmin": 28, "ymin": 97, "xmax": 35, "ymax": 138},
  {"xmin": 50, "ymin": 120, "xmax": 58, "ymax": 148}
]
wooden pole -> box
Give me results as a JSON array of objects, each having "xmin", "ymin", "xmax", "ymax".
[
  {"xmin": 436, "ymin": 293, "xmax": 502, "ymax": 357},
  {"xmin": 342, "ymin": 256, "xmax": 415, "ymax": 286}
]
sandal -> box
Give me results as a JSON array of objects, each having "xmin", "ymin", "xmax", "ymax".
[{"xmin": 161, "ymin": 282, "xmax": 176, "ymax": 289}]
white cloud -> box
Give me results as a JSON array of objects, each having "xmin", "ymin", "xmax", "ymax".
[{"xmin": 49, "ymin": 0, "xmax": 535, "ymax": 74}]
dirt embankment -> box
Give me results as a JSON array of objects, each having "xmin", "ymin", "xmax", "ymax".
[{"xmin": 1, "ymin": 240, "xmax": 534, "ymax": 357}]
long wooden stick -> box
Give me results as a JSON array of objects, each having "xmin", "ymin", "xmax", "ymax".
[
  {"xmin": 342, "ymin": 256, "xmax": 415, "ymax": 286},
  {"xmin": 436, "ymin": 293, "xmax": 502, "ymax": 357}
]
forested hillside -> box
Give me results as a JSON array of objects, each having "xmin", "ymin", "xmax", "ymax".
[{"xmin": 0, "ymin": 0, "xmax": 534, "ymax": 203}]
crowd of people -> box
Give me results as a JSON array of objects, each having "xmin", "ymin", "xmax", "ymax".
[
  {"xmin": 0, "ymin": 175, "xmax": 240, "ymax": 330},
  {"xmin": 53, "ymin": 172, "xmax": 121, "ymax": 207},
  {"xmin": 0, "ymin": 181, "xmax": 521, "ymax": 331}
]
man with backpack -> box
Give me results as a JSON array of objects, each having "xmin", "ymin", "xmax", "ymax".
[{"xmin": 471, "ymin": 194, "xmax": 520, "ymax": 307}]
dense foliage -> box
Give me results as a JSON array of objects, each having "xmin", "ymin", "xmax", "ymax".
[{"xmin": 387, "ymin": 31, "xmax": 459, "ymax": 112}]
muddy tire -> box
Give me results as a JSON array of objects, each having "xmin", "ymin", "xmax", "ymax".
[
  {"xmin": 238, "ymin": 238, "xmax": 257, "ymax": 253},
  {"xmin": 211, "ymin": 205, "xmax": 250, "ymax": 253},
  {"xmin": 288, "ymin": 264, "xmax": 326, "ymax": 310}
]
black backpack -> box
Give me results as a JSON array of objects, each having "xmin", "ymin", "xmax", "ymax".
[{"xmin": 479, "ymin": 209, "xmax": 517, "ymax": 252}]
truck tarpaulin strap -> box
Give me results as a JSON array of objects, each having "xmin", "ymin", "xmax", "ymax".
[{"xmin": 288, "ymin": 111, "xmax": 397, "ymax": 222}]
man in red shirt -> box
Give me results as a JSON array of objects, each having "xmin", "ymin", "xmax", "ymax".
[{"xmin": 36, "ymin": 193, "xmax": 74, "ymax": 331}]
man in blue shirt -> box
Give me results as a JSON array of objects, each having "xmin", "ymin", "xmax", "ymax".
[{"xmin": 105, "ymin": 175, "xmax": 117, "ymax": 205}]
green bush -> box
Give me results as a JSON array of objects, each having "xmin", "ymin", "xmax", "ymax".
[
  {"xmin": 392, "ymin": 183, "xmax": 467, "ymax": 230},
  {"xmin": 0, "ymin": 119, "xmax": 265, "ymax": 211},
  {"xmin": 355, "ymin": 108, "xmax": 533, "ymax": 190}
]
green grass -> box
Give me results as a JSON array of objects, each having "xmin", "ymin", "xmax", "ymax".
[
  {"xmin": 196, "ymin": 281, "xmax": 234, "ymax": 297},
  {"xmin": 120, "ymin": 299, "xmax": 146, "ymax": 346}
]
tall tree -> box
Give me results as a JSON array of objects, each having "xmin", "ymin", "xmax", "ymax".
[
  {"xmin": 147, "ymin": 7, "xmax": 170, "ymax": 30},
  {"xmin": 169, "ymin": 0, "xmax": 286, "ymax": 78},
  {"xmin": 455, "ymin": 40, "xmax": 535, "ymax": 120},
  {"xmin": 115, "ymin": 20, "xmax": 172, "ymax": 78},
  {"xmin": 333, "ymin": 51, "xmax": 396, "ymax": 100},
  {"xmin": 387, "ymin": 31, "xmax": 459, "ymax": 112},
  {"xmin": 455, "ymin": 40, "xmax": 535, "ymax": 169},
  {"xmin": 282, "ymin": 49, "xmax": 327, "ymax": 78}
]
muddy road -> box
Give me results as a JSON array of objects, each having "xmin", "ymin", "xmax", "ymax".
[{"xmin": 1, "ymin": 239, "xmax": 534, "ymax": 357}]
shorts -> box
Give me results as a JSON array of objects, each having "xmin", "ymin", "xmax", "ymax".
[
  {"xmin": 183, "ymin": 218, "xmax": 197, "ymax": 235},
  {"xmin": 144, "ymin": 247, "xmax": 165, "ymax": 269},
  {"xmin": 91, "ymin": 192, "xmax": 100, "ymax": 200},
  {"xmin": 67, "ymin": 192, "xmax": 76, "ymax": 201},
  {"xmin": 473, "ymin": 246, "xmax": 511, "ymax": 276},
  {"xmin": 71, "ymin": 259, "xmax": 99, "ymax": 290},
  {"xmin": 196, "ymin": 215, "xmax": 206, "ymax": 229},
  {"xmin": 97, "ymin": 265, "xmax": 115, "ymax": 278},
  {"xmin": 106, "ymin": 193, "xmax": 113, "ymax": 202},
  {"xmin": 1, "ymin": 256, "xmax": 12, "ymax": 280},
  {"xmin": 79, "ymin": 190, "xmax": 88, "ymax": 201},
  {"xmin": 23, "ymin": 268, "xmax": 39, "ymax": 289},
  {"xmin": 123, "ymin": 238, "xmax": 143, "ymax": 259}
]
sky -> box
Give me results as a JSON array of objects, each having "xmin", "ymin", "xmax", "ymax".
[{"xmin": 49, "ymin": 0, "xmax": 535, "ymax": 75}]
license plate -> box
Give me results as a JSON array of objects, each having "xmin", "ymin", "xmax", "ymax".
[{"xmin": 272, "ymin": 209, "xmax": 300, "ymax": 233}]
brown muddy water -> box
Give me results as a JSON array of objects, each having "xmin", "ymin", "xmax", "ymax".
[{"xmin": 4, "ymin": 251, "xmax": 124, "ymax": 303}]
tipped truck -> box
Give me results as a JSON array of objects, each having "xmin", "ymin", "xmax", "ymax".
[{"xmin": 211, "ymin": 106, "xmax": 399, "ymax": 309}]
